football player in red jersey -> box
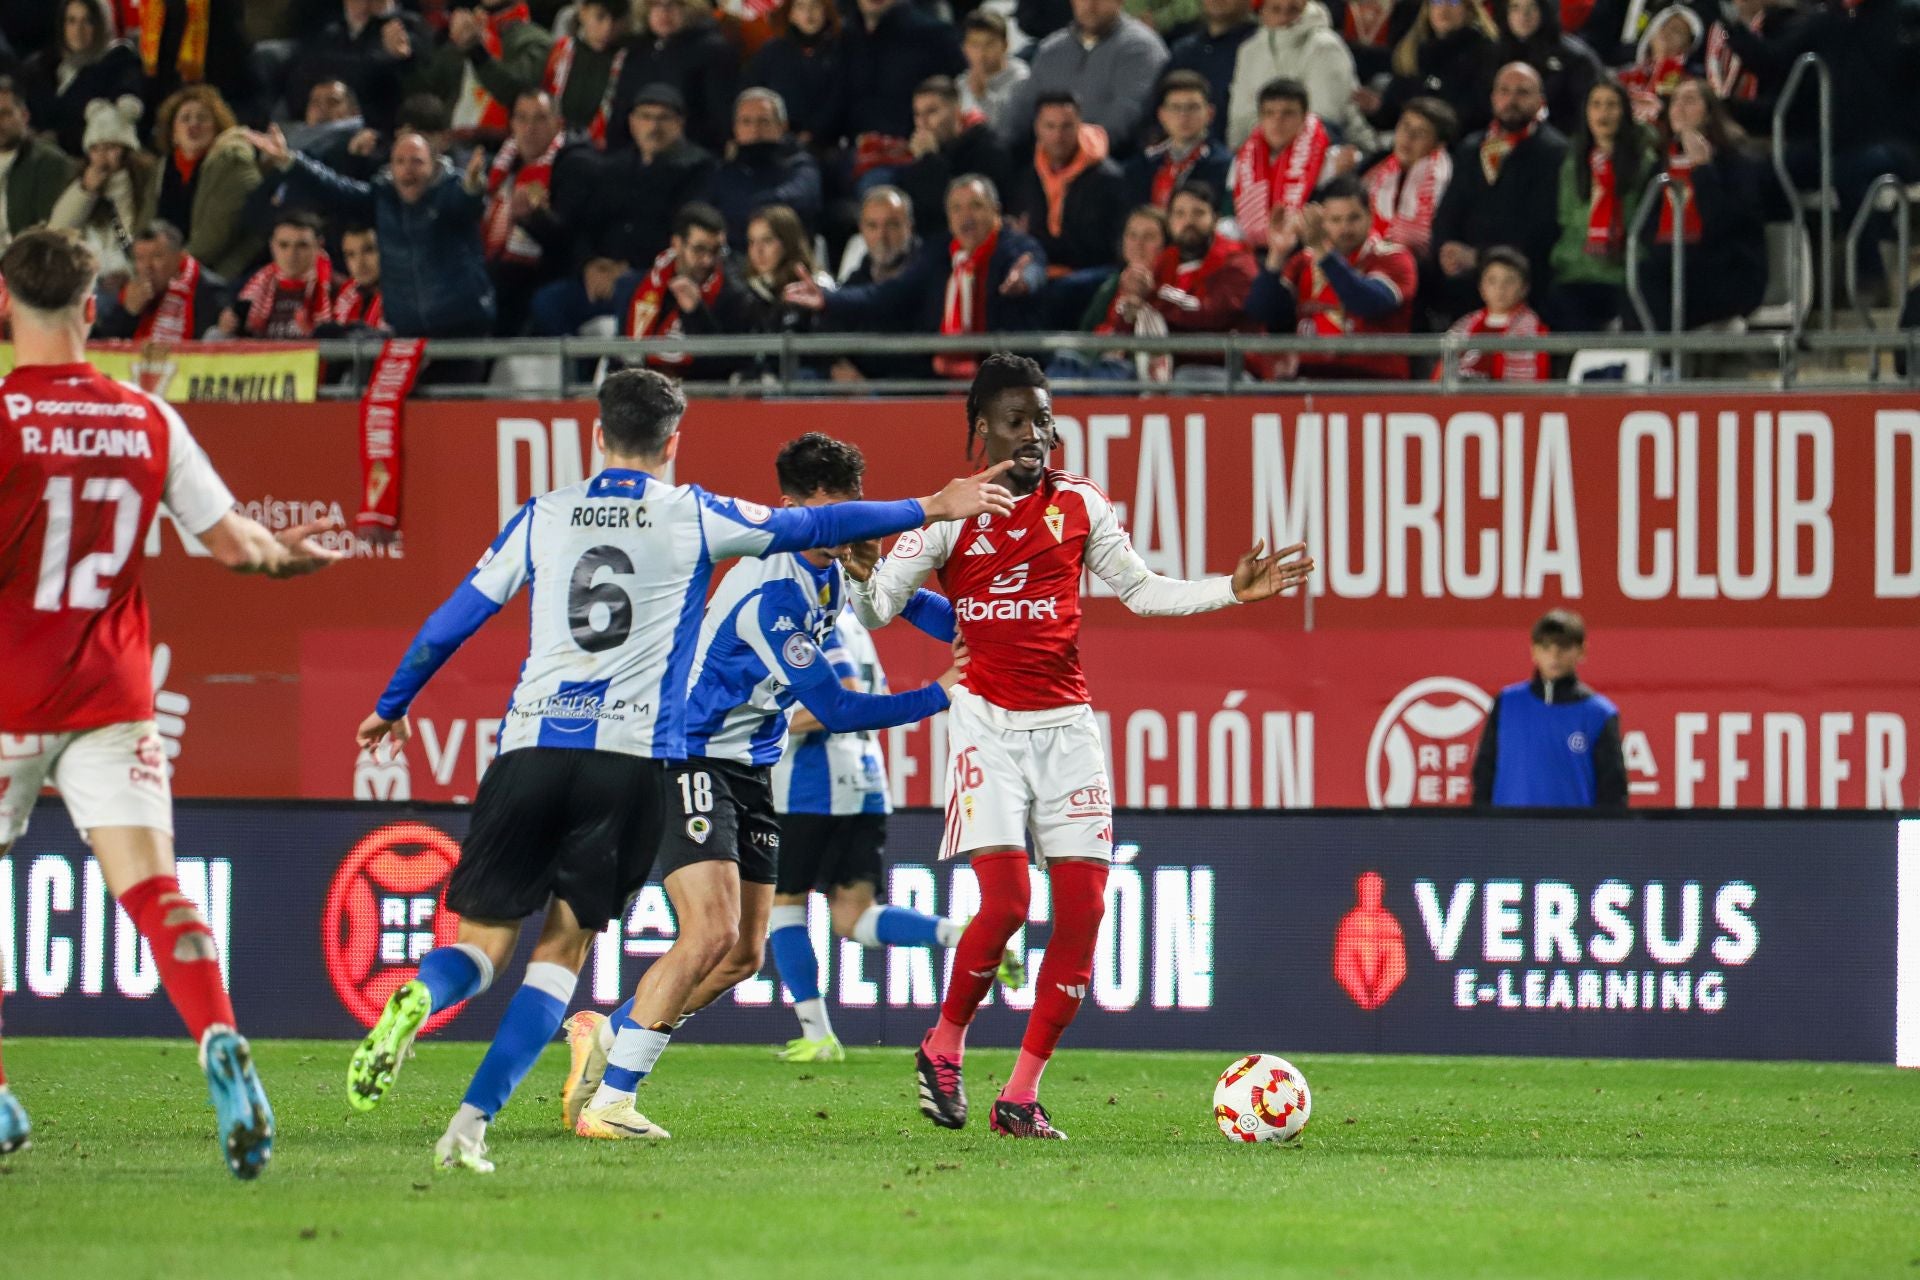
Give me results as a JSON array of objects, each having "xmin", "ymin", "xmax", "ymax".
[
  {"xmin": 0, "ymin": 229, "xmax": 341, "ymax": 1177},
  {"xmin": 847, "ymin": 353, "xmax": 1315, "ymax": 1138}
]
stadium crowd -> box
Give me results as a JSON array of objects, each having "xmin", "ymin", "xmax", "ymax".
[{"xmin": 0, "ymin": 0, "xmax": 1915, "ymax": 380}]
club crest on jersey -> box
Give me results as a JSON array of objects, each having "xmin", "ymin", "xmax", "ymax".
[
  {"xmin": 783, "ymin": 634, "xmax": 816, "ymax": 668},
  {"xmin": 734, "ymin": 499, "xmax": 772, "ymax": 524},
  {"xmin": 1044, "ymin": 505, "xmax": 1065, "ymax": 541},
  {"xmin": 686, "ymin": 816, "xmax": 712, "ymax": 844}
]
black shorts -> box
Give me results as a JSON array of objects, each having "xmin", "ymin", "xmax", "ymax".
[
  {"xmin": 776, "ymin": 812, "xmax": 888, "ymax": 896},
  {"xmin": 450, "ymin": 747, "xmax": 670, "ymax": 931},
  {"xmin": 656, "ymin": 757, "xmax": 780, "ymax": 885}
]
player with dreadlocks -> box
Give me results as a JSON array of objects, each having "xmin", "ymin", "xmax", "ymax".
[{"xmin": 845, "ymin": 353, "xmax": 1316, "ymax": 1138}]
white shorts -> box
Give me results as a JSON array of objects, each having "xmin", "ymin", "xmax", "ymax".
[
  {"xmin": 938, "ymin": 691, "xmax": 1113, "ymax": 865},
  {"xmin": 0, "ymin": 721, "xmax": 173, "ymax": 845}
]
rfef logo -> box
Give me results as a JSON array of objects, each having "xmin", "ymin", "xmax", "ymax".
[
  {"xmin": 1333, "ymin": 871, "xmax": 1406, "ymax": 1009},
  {"xmin": 323, "ymin": 822, "xmax": 464, "ymax": 1031},
  {"xmin": 1366, "ymin": 677, "xmax": 1493, "ymax": 807}
]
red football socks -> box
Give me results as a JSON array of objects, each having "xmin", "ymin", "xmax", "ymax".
[
  {"xmin": 119, "ymin": 875, "xmax": 235, "ymax": 1044},
  {"xmin": 1002, "ymin": 859, "xmax": 1109, "ymax": 1104},
  {"xmin": 932, "ymin": 850, "xmax": 1032, "ymax": 1057}
]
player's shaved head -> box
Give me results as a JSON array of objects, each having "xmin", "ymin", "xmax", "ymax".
[
  {"xmin": 776, "ymin": 432, "xmax": 865, "ymax": 499},
  {"xmin": 2, "ymin": 228, "xmax": 98, "ymax": 315},
  {"xmin": 597, "ymin": 367, "xmax": 686, "ymax": 458}
]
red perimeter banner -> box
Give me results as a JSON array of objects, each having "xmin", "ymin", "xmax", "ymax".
[{"xmin": 138, "ymin": 393, "xmax": 1920, "ymax": 809}]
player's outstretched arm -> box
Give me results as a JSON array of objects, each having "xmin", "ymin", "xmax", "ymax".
[
  {"xmin": 356, "ymin": 503, "xmax": 534, "ymax": 751},
  {"xmin": 754, "ymin": 590, "xmax": 954, "ymax": 733},
  {"xmin": 1085, "ymin": 486, "xmax": 1315, "ymax": 615},
  {"xmin": 199, "ymin": 512, "xmax": 346, "ymax": 578},
  {"xmin": 702, "ymin": 462, "xmax": 1018, "ymax": 562}
]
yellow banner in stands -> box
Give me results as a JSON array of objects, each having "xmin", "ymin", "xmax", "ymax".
[{"xmin": 0, "ymin": 341, "xmax": 320, "ymax": 402}]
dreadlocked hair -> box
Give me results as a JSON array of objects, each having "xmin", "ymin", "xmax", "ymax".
[{"xmin": 964, "ymin": 352, "xmax": 1048, "ymax": 459}]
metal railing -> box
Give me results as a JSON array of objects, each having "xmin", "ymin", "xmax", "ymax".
[
  {"xmin": 1624, "ymin": 173, "xmax": 1689, "ymax": 373},
  {"xmin": 1771, "ymin": 51, "xmax": 1834, "ymax": 335},
  {"xmin": 304, "ymin": 327, "xmax": 1920, "ymax": 399},
  {"xmin": 1846, "ymin": 173, "xmax": 1913, "ymax": 347}
]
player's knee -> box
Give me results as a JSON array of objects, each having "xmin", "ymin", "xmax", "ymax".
[
  {"xmin": 828, "ymin": 900, "xmax": 865, "ymax": 938},
  {"xmin": 683, "ymin": 917, "xmax": 739, "ymax": 971}
]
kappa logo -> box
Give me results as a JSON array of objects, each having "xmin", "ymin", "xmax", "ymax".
[
  {"xmin": 1365, "ymin": 677, "xmax": 1493, "ymax": 808},
  {"xmin": 987, "ymin": 563, "xmax": 1030, "ymax": 594},
  {"xmin": 770, "ymin": 616, "xmax": 797, "ymax": 632},
  {"xmin": 964, "ymin": 534, "xmax": 995, "ymax": 557}
]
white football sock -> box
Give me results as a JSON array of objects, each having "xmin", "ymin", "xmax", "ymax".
[
  {"xmin": 590, "ymin": 1026, "xmax": 671, "ymax": 1108},
  {"xmin": 794, "ymin": 997, "xmax": 834, "ymax": 1042},
  {"xmin": 935, "ymin": 917, "xmax": 965, "ymax": 948}
]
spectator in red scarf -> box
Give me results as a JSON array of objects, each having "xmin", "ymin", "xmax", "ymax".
[
  {"xmin": 1699, "ymin": 0, "xmax": 1789, "ymax": 137},
  {"xmin": 147, "ymin": 84, "xmax": 263, "ymax": 283},
  {"xmin": 445, "ymin": 0, "xmax": 631, "ymax": 145},
  {"xmin": 1443, "ymin": 245, "xmax": 1550, "ymax": 379},
  {"xmin": 1227, "ymin": 0, "xmax": 1373, "ymax": 151},
  {"xmin": 1429, "ymin": 61, "xmax": 1568, "ymax": 320},
  {"xmin": 1337, "ymin": 94, "xmax": 1457, "ymax": 259},
  {"xmin": 1619, "ymin": 5, "xmax": 1701, "ymax": 125},
  {"xmin": 326, "ymin": 224, "xmax": 389, "ymax": 331},
  {"xmin": 216, "ymin": 210, "xmax": 336, "ymax": 339},
  {"xmin": 418, "ymin": 0, "xmax": 553, "ymax": 145},
  {"xmin": 1229, "ymin": 77, "xmax": 1331, "ymax": 253},
  {"xmin": 899, "ymin": 75, "xmax": 1015, "ymax": 242},
  {"xmin": 1545, "ymin": 77, "xmax": 1655, "ymax": 331},
  {"xmin": 1248, "ymin": 172, "xmax": 1419, "ymax": 378},
  {"xmin": 1136, "ymin": 181, "xmax": 1257, "ymax": 377},
  {"xmin": 1125, "ymin": 71, "xmax": 1232, "ymax": 213},
  {"xmin": 784, "ymin": 174, "xmax": 1048, "ymax": 378},
  {"xmin": 1053, "ymin": 204, "xmax": 1171, "ymax": 380},
  {"xmin": 613, "ymin": 201, "xmax": 748, "ymax": 380},
  {"xmin": 483, "ymin": 89, "xmax": 567, "ymax": 336},
  {"xmin": 1010, "ymin": 91, "xmax": 1128, "ymax": 328},
  {"xmin": 93, "ymin": 219, "xmax": 227, "ymax": 340},
  {"xmin": 1632, "ymin": 75, "xmax": 1766, "ymax": 330}
]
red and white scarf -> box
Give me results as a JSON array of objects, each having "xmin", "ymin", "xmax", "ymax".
[
  {"xmin": 1584, "ymin": 147, "xmax": 1621, "ymax": 257},
  {"xmin": 1342, "ymin": 0, "xmax": 1392, "ymax": 46},
  {"xmin": 1658, "ymin": 145, "xmax": 1705, "ymax": 243},
  {"xmin": 483, "ymin": 130, "xmax": 564, "ymax": 263},
  {"xmin": 624, "ymin": 248, "xmax": 726, "ymax": 365},
  {"xmin": 330, "ymin": 278, "xmax": 386, "ymax": 329},
  {"xmin": 458, "ymin": 3, "xmax": 531, "ymax": 133},
  {"xmin": 543, "ymin": 36, "xmax": 626, "ymax": 147},
  {"xmin": 141, "ymin": 0, "xmax": 208, "ymax": 82},
  {"xmin": 1479, "ymin": 118, "xmax": 1537, "ymax": 184},
  {"xmin": 133, "ymin": 253, "xmax": 203, "ymax": 343},
  {"xmin": 1705, "ymin": 17, "xmax": 1759, "ymax": 100},
  {"xmin": 236, "ymin": 254, "xmax": 334, "ymax": 338},
  {"xmin": 1145, "ymin": 139, "xmax": 1210, "ymax": 209},
  {"xmin": 1624, "ymin": 55, "xmax": 1688, "ymax": 123},
  {"xmin": 1448, "ymin": 305, "xmax": 1549, "ymax": 381},
  {"xmin": 935, "ymin": 228, "xmax": 999, "ymax": 379},
  {"xmin": 1233, "ymin": 114, "xmax": 1330, "ymax": 250},
  {"xmin": 1363, "ymin": 149, "xmax": 1451, "ymax": 255}
]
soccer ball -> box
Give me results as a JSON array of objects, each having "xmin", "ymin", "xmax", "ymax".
[{"xmin": 1212, "ymin": 1054, "xmax": 1311, "ymax": 1143}]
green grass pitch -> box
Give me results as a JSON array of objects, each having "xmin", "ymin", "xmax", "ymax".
[{"xmin": 3, "ymin": 1038, "xmax": 1915, "ymax": 1278}]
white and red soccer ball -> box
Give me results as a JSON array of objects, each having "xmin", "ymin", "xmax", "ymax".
[{"xmin": 1212, "ymin": 1054, "xmax": 1311, "ymax": 1144}]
